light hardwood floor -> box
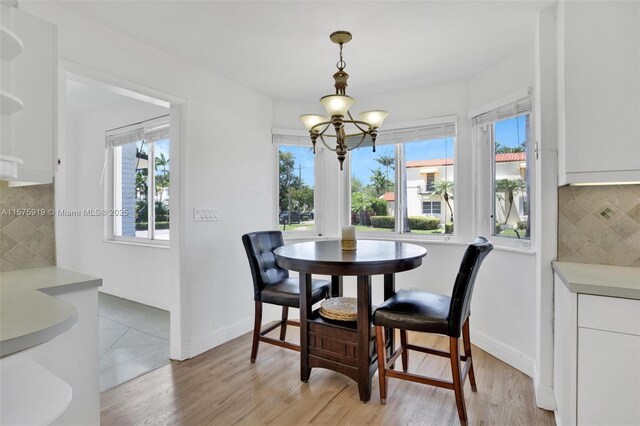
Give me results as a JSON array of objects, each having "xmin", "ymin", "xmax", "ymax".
[{"xmin": 101, "ymin": 328, "xmax": 555, "ymax": 425}]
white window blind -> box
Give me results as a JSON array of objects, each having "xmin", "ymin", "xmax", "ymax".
[
  {"xmin": 106, "ymin": 115, "xmax": 170, "ymax": 148},
  {"xmin": 472, "ymin": 96, "xmax": 531, "ymax": 127},
  {"xmin": 273, "ymin": 117, "xmax": 457, "ymax": 150},
  {"xmin": 375, "ymin": 122, "xmax": 456, "ymax": 146},
  {"xmin": 271, "ymin": 131, "xmax": 312, "ymax": 147}
]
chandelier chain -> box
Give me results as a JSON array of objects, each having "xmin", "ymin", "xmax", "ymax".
[{"xmin": 336, "ymin": 43, "xmax": 346, "ymax": 70}]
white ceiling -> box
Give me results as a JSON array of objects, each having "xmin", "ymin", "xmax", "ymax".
[{"xmin": 57, "ymin": 1, "xmax": 554, "ymax": 102}]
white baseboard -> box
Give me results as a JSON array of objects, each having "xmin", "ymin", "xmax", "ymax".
[
  {"xmin": 188, "ymin": 317, "xmax": 254, "ymax": 358},
  {"xmin": 99, "ymin": 287, "xmax": 170, "ymax": 311},
  {"xmin": 470, "ymin": 329, "xmax": 535, "ymax": 377},
  {"xmin": 535, "ymin": 384, "xmax": 557, "ymax": 411}
]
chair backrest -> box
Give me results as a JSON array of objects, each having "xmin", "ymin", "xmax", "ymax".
[
  {"xmin": 448, "ymin": 237, "xmax": 494, "ymax": 337},
  {"xmin": 242, "ymin": 231, "xmax": 289, "ymax": 301}
]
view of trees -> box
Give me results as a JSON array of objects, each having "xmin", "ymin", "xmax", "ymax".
[
  {"xmin": 135, "ymin": 143, "xmax": 170, "ymax": 229},
  {"xmin": 495, "ymin": 140, "xmax": 526, "ymax": 153},
  {"xmin": 279, "ymin": 151, "xmax": 314, "ymax": 226},
  {"xmin": 350, "ymin": 155, "xmax": 397, "ymax": 226},
  {"xmin": 495, "ymin": 178, "xmax": 525, "ymax": 225},
  {"xmin": 432, "ymin": 180, "xmax": 454, "ymax": 222}
]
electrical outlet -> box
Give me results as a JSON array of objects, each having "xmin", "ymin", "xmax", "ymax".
[{"xmin": 194, "ymin": 208, "xmax": 220, "ymax": 221}]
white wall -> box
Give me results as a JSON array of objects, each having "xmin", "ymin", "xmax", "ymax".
[
  {"xmin": 27, "ymin": 1, "xmax": 539, "ymax": 370},
  {"xmin": 23, "ymin": 1, "xmax": 273, "ymax": 359},
  {"xmin": 58, "ymin": 98, "xmax": 172, "ymax": 309},
  {"xmin": 273, "ymin": 44, "xmax": 538, "ymax": 376}
]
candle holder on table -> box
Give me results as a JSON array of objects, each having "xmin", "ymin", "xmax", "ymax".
[{"xmin": 341, "ymin": 225, "xmax": 357, "ymax": 251}]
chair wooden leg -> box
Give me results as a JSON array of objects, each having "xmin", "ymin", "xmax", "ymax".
[
  {"xmin": 279, "ymin": 306, "xmax": 289, "ymax": 341},
  {"xmin": 375, "ymin": 325, "xmax": 388, "ymax": 404},
  {"xmin": 400, "ymin": 329, "xmax": 409, "ymax": 373},
  {"xmin": 250, "ymin": 301, "xmax": 262, "ymax": 363},
  {"xmin": 462, "ymin": 319, "xmax": 477, "ymax": 392},
  {"xmin": 450, "ymin": 337, "xmax": 468, "ymax": 426}
]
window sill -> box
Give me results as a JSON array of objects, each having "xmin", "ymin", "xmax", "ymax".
[
  {"xmin": 103, "ymin": 239, "xmax": 170, "ymax": 249},
  {"xmin": 283, "ymin": 233, "xmax": 536, "ymax": 255}
]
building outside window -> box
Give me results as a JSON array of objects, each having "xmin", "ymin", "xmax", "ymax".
[
  {"xmin": 350, "ymin": 118, "xmax": 456, "ymax": 235},
  {"xmin": 108, "ymin": 115, "xmax": 170, "ymax": 242}
]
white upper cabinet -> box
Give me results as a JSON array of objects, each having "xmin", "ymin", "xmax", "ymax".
[
  {"xmin": 0, "ymin": 5, "xmax": 56, "ymax": 184},
  {"xmin": 557, "ymin": 1, "xmax": 640, "ymax": 185}
]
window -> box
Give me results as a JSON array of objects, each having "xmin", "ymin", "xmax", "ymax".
[
  {"xmin": 425, "ymin": 173, "xmax": 435, "ymax": 192},
  {"xmin": 350, "ymin": 144, "xmax": 395, "ymax": 232},
  {"xmin": 422, "ymin": 201, "xmax": 441, "ymax": 215},
  {"xmin": 108, "ymin": 115, "xmax": 170, "ymax": 242},
  {"xmin": 277, "ymin": 145, "xmax": 315, "ymax": 232},
  {"xmin": 350, "ymin": 118, "xmax": 456, "ymax": 235},
  {"xmin": 472, "ymin": 93, "xmax": 531, "ymax": 240}
]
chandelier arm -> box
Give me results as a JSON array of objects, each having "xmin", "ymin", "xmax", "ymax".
[
  {"xmin": 311, "ymin": 122, "xmax": 332, "ymax": 136},
  {"xmin": 347, "ymin": 111, "xmax": 370, "ymax": 134},
  {"xmin": 318, "ymin": 134, "xmax": 337, "ymax": 152}
]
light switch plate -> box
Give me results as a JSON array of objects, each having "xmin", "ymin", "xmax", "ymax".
[{"xmin": 194, "ymin": 208, "xmax": 220, "ymax": 221}]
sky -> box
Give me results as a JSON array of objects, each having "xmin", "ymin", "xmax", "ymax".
[{"xmin": 282, "ymin": 114, "xmax": 528, "ymax": 186}]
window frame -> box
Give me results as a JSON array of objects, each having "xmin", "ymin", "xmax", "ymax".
[
  {"xmin": 471, "ymin": 89, "xmax": 534, "ymax": 250},
  {"xmin": 272, "ymin": 130, "xmax": 322, "ymax": 238},
  {"xmin": 106, "ymin": 115, "xmax": 170, "ymax": 246},
  {"xmin": 347, "ymin": 116, "xmax": 458, "ymax": 240}
]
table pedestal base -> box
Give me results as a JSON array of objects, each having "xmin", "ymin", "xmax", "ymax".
[{"xmin": 306, "ymin": 311, "xmax": 392, "ymax": 402}]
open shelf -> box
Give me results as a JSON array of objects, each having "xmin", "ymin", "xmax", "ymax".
[
  {"xmin": 0, "ymin": 25, "xmax": 23, "ymax": 60},
  {"xmin": 0, "ymin": 90, "xmax": 23, "ymax": 114}
]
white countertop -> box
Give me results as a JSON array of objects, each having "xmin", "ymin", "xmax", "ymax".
[
  {"xmin": 552, "ymin": 261, "xmax": 640, "ymax": 300},
  {"xmin": 0, "ymin": 267, "xmax": 102, "ymax": 357}
]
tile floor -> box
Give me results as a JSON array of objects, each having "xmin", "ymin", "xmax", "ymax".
[{"xmin": 98, "ymin": 293, "xmax": 170, "ymax": 392}]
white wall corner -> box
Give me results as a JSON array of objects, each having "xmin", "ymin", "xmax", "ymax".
[
  {"xmin": 187, "ymin": 316, "xmax": 254, "ymax": 359},
  {"xmin": 470, "ymin": 329, "xmax": 535, "ymax": 377}
]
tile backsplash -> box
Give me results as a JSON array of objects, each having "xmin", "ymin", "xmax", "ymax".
[
  {"xmin": 558, "ymin": 184, "xmax": 640, "ymax": 267},
  {"xmin": 0, "ymin": 183, "xmax": 56, "ymax": 271}
]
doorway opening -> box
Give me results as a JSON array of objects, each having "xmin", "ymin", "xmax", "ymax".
[{"xmin": 58, "ymin": 67, "xmax": 184, "ymax": 390}]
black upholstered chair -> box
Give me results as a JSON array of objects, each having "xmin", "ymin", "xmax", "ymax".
[
  {"xmin": 242, "ymin": 230, "xmax": 331, "ymax": 363},
  {"xmin": 374, "ymin": 237, "xmax": 493, "ymax": 426}
]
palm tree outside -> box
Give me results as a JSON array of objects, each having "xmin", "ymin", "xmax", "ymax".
[
  {"xmin": 495, "ymin": 178, "xmax": 525, "ymax": 225},
  {"xmin": 432, "ymin": 180, "xmax": 454, "ymax": 223}
]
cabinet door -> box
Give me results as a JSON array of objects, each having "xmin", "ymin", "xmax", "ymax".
[
  {"xmin": 577, "ymin": 328, "xmax": 640, "ymax": 426},
  {"xmin": 561, "ymin": 1, "xmax": 640, "ymax": 184},
  {"xmin": 10, "ymin": 7, "xmax": 56, "ymax": 183}
]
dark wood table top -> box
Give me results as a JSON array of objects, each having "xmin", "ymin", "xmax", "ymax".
[{"xmin": 274, "ymin": 239, "xmax": 427, "ymax": 276}]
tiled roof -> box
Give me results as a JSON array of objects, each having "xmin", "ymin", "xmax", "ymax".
[
  {"xmin": 406, "ymin": 158, "xmax": 453, "ymax": 168},
  {"xmin": 406, "ymin": 152, "xmax": 525, "ymax": 168},
  {"xmin": 381, "ymin": 192, "xmax": 395, "ymax": 201},
  {"xmin": 494, "ymin": 152, "xmax": 526, "ymax": 162}
]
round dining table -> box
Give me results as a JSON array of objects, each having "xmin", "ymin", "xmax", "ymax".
[{"xmin": 274, "ymin": 239, "xmax": 427, "ymax": 402}]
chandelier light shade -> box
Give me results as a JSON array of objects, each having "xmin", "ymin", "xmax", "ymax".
[{"xmin": 300, "ymin": 31, "xmax": 389, "ymax": 170}]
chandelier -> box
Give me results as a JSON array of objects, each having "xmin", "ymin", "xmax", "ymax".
[{"xmin": 300, "ymin": 31, "xmax": 389, "ymax": 170}]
